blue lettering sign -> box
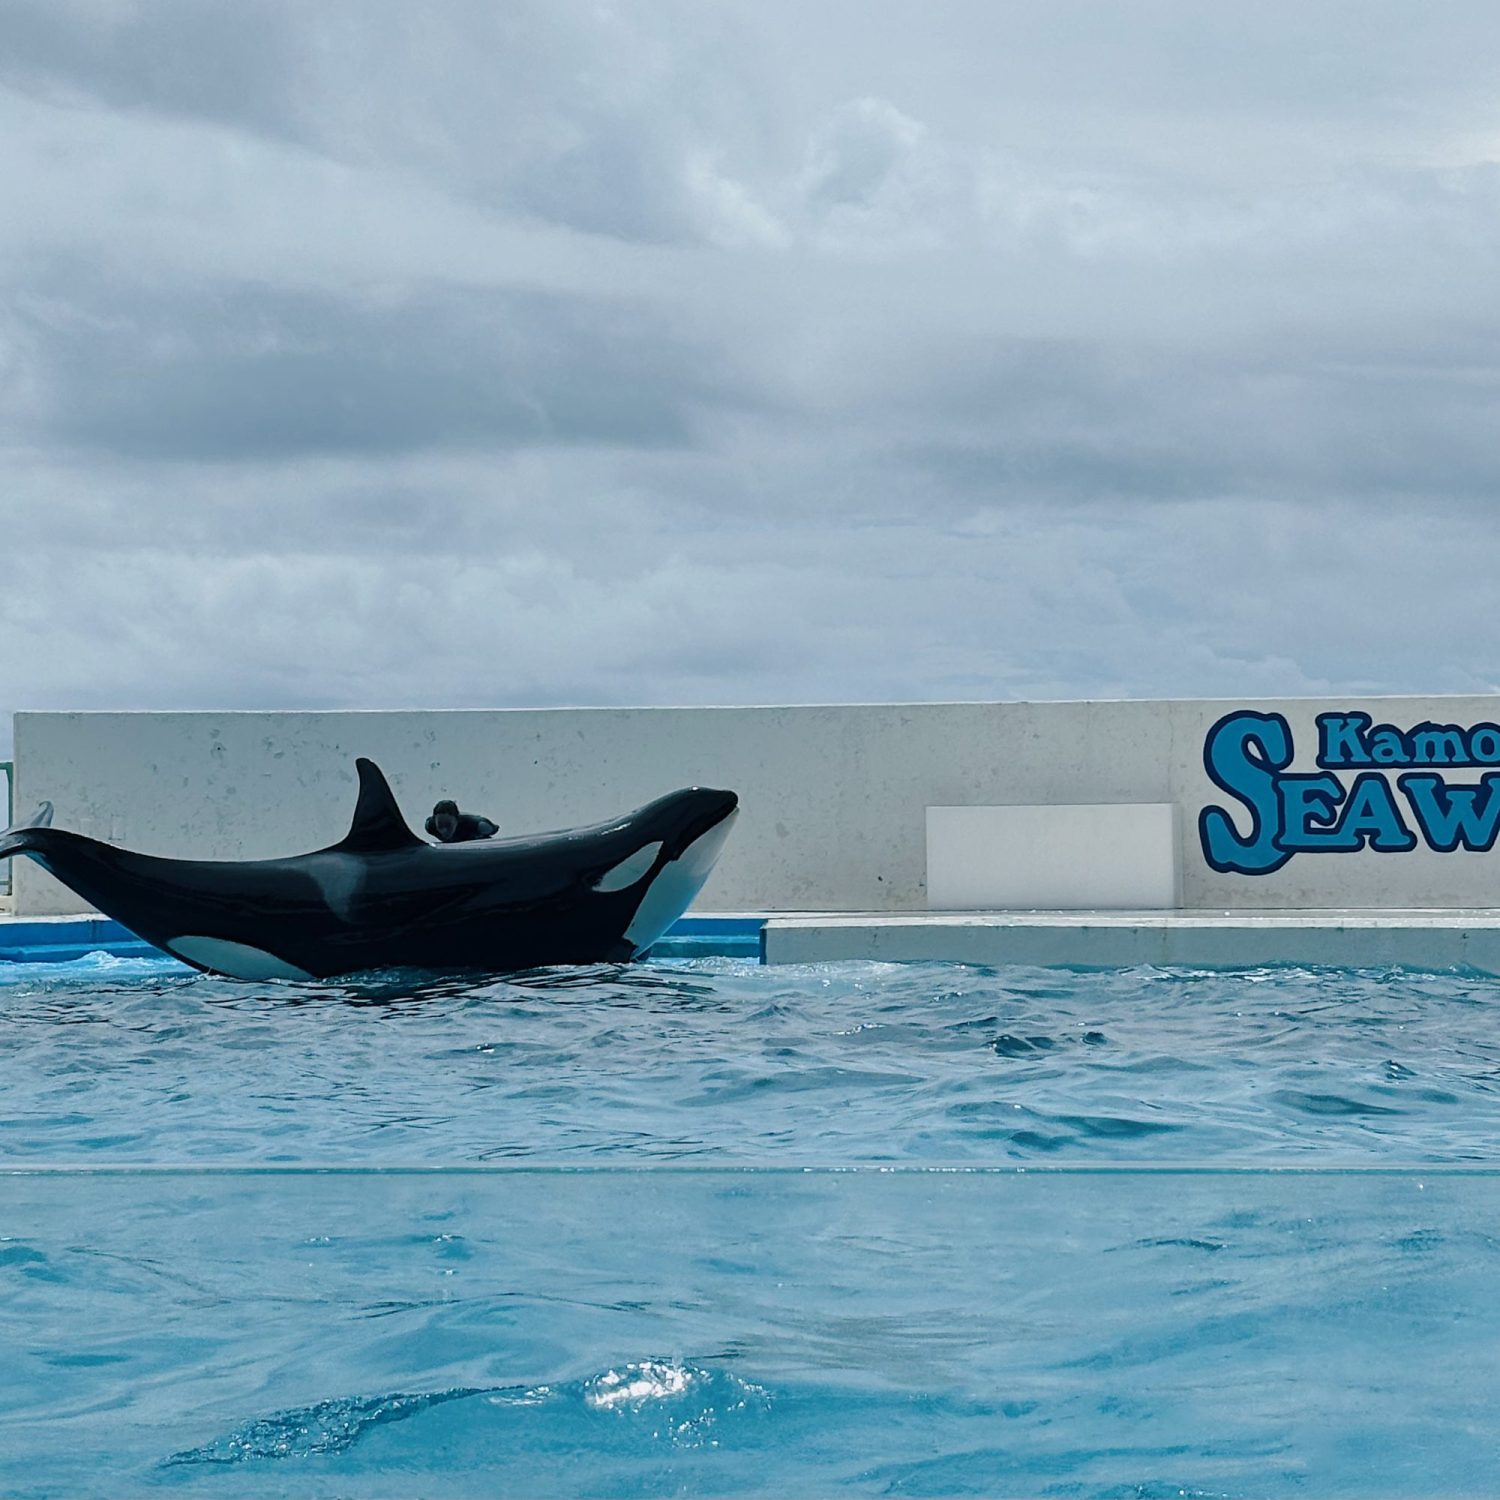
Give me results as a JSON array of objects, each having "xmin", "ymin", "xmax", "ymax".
[
  {"xmin": 1203, "ymin": 710, "xmax": 1500, "ymax": 874},
  {"xmin": 1397, "ymin": 773, "xmax": 1500, "ymax": 853},
  {"xmin": 1200, "ymin": 711, "xmax": 1294, "ymax": 875}
]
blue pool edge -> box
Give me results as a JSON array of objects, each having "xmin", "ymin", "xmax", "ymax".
[{"xmin": 0, "ymin": 913, "xmax": 767, "ymax": 965}]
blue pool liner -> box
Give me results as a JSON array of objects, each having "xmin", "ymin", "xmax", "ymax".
[{"xmin": 0, "ymin": 914, "xmax": 765, "ymax": 965}]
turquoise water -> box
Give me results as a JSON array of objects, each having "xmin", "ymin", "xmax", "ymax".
[
  {"xmin": 3, "ymin": 954, "xmax": 1500, "ymax": 1161},
  {"xmin": 5, "ymin": 955, "xmax": 1500, "ymax": 1494}
]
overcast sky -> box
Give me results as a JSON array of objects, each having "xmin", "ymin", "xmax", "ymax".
[{"xmin": 4, "ymin": 0, "xmax": 1500, "ymax": 759}]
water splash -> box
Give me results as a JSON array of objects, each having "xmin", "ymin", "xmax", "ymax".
[
  {"xmin": 584, "ymin": 1359, "xmax": 694, "ymax": 1410},
  {"xmin": 165, "ymin": 1360, "xmax": 770, "ymax": 1467},
  {"xmin": 164, "ymin": 1387, "xmax": 485, "ymax": 1464}
]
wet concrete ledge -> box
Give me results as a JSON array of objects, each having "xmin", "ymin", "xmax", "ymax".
[{"xmin": 761, "ymin": 911, "xmax": 1500, "ymax": 972}]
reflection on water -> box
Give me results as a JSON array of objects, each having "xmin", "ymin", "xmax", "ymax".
[{"xmin": 233, "ymin": 959, "xmax": 728, "ymax": 1011}]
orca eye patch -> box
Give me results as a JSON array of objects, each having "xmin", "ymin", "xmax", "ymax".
[{"xmin": 591, "ymin": 842, "xmax": 664, "ymax": 892}]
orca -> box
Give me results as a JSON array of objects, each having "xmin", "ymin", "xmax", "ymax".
[{"xmin": 0, "ymin": 759, "xmax": 739, "ymax": 981}]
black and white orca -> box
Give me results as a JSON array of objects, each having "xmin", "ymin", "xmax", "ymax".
[{"xmin": 0, "ymin": 759, "xmax": 739, "ymax": 981}]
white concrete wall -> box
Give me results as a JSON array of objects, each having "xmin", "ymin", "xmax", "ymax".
[
  {"xmin": 926, "ymin": 804, "xmax": 1181, "ymax": 910},
  {"xmin": 13, "ymin": 697, "xmax": 1500, "ymax": 916}
]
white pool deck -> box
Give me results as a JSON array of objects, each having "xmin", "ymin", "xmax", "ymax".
[{"xmin": 760, "ymin": 910, "xmax": 1500, "ymax": 972}]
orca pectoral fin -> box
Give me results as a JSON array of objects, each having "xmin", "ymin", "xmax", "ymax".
[{"xmin": 0, "ymin": 801, "xmax": 54, "ymax": 860}]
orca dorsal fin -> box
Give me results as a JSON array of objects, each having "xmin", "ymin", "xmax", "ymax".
[{"xmin": 330, "ymin": 758, "xmax": 425, "ymax": 854}]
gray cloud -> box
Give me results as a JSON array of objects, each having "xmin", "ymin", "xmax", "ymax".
[
  {"xmin": 10, "ymin": 275, "xmax": 743, "ymax": 460},
  {"xmin": 0, "ymin": 0, "xmax": 767, "ymax": 244},
  {"xmin": 0, "ymin": 0, "xmax": 304, "ymax": 139},
  {"xmin": 800, "ymin": 98, "xmax": 926, "ymax": 213},
  {"xmin": 893, "ymin": 329, "xmax": 1500, "ymax": 506},
  {"xmin": 3, "ymin": 0, "xmax": 1500, "ymax": 761}
]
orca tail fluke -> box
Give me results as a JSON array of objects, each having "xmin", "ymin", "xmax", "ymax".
[{"xmin": 0, "ymin": 801, "xmax": 54, "ymax": 861}]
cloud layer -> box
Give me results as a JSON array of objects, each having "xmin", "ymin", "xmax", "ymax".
[{"xmin": 4, "ymin": 0, "xmax": 1500, "ymax": 756}]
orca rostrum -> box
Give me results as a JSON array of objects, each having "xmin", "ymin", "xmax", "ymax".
[{"xmin": 0, "ymin": 759, "xmax": 739, "ymax": 981}]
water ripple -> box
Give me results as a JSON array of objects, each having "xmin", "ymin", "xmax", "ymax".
[
  {"xmin": 5, "ymin": 957, "xmax": 1500, "ymax": 1161},
  {"xmin": 165, "ymin": 1361, "xmax": 770, "ymax": 1467}
]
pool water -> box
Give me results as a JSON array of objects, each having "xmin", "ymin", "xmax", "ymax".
[
  {"xmin": 3, "ymin": 954, "xmax": 1500, "ymax": 1162},
  {"xmin": 5, "ymin": 955, "xmax": 1500, "ymax": 1495}
]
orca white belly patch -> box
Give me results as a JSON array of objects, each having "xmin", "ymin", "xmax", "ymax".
[{"xmin": 168, "ymin": 936, "xmax": 314, "ymax": 982}]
